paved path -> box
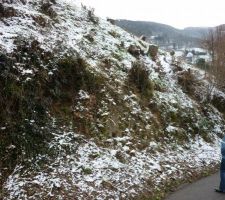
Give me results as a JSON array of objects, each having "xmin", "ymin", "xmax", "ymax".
[{"xmin": 165, "ymin": 172, "xmax": 225, "ymax": 200}]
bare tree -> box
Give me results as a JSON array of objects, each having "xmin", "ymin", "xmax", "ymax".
[{"xmin": 202, "ymin": 25, "xmax": 225, "ymax": 91}]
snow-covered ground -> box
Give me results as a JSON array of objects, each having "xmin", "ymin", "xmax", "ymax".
[{"xmin": 3, "ymin": 130, "xmax": 221, "ymax": 200}]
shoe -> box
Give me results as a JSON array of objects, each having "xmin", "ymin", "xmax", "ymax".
[{"xmin": 215, "ymin": 189, "xmax": 225, "ymax": 193}]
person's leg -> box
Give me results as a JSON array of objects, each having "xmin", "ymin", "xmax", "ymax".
[
  {"xmin": 220, "ymin": 170, "xmax": 225, "ymax": 192},
  {"xmin": 220, "ymin": 159, "xmax": 225, "ymax": 192}
]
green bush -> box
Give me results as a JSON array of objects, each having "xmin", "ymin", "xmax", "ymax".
[
  {"xmin": 53, "ymin": 56, "xmax": 106, "ymax": 135},
  {"xmin": 0, "ymin": 40, "xmax": 108, "ymax": 185},
  {"xmin": 56, "ymin": 56, "xmax": 105, "ymax": 95},
  {"xmin": 0, "ymin": 39, "xmax": 56, "ymax": 184},
  {"xmin": 0, "ymin": 70, "xmax": 51, "ymax": 187},
  {"xmin": 128, "ymin": 61, "xmax": 154, "ymax": 98}
]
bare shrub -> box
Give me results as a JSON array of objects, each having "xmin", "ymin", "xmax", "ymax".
[
  {"xmin": 87, "ymin": 9, "xmax": 99, "ymax": 24},
  {"xmin": 32, "ymin": 15, "xmax": 48, "ymax": 27},
  {"xmin": 177, "ymin": 68, "xmax": 197, "ymax": 94},
  {"xmin": 0, "ymin": 0, "xmax": 26, "ymax": 4},
  {"xmin": 202, "ymin": 25, "xmax": 225, "ymax": 90},
  {"xmin": 84, "ymin": 33, "xmax": 95, "ymax": 42},
  {"xmin": 140, "ymin": 35, "xmax": 146, "ymax": 41},
  {"xmin": 107, "ymin": 18, "xmax": 115, "ymax": 25},
  {"xmin": 40, "ymin": 1, "xmax": 57, "ymax": 18},
  {"xmin": 128, "ymin": 44, "xmax": 143, "ymax": 58},
  {"xmin": 147, "ymin": 45, "xmax": 158, "ymax": 61},
  {"xmin": 211, "ymin": 93, "xmax": 225, "ymax": 113},
  {"xmin": 0, "ymin": 4, "xmax": 17, "ymax": 18}
]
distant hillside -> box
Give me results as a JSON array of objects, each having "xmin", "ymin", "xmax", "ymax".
[
  {"xmin": 183, "ymin": 27, "xmax": 210, "ymax": 38},
  {"xmin": 115, "ymin": 20, "xmax": 209, "ymax": 48}
]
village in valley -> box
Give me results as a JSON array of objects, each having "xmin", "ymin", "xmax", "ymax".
[
  {"xmin": 175, "ymin": 47, "xmax": 211, "ymax": 66},
  {"xmin": 148, "ymin": 35, "xmax": 212, "ymax": 66}
]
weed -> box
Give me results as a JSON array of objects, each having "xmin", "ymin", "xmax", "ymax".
[
  {"xmin": 108, "ymin": 30, "xmax": 120, "ymax": 38},
  {"xmin": 82, "ymin": 167, "xmax": 92, "ymax": 175},
  {"xmin": 84, "ymin": 33, "xmax": 95, "ymax": 42}
]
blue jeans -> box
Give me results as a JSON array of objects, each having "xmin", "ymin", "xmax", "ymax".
[{"xmin": 220, "ymin": 159, "xmax": 225, "ymax": 191}]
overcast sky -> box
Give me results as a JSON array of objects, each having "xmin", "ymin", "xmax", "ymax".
[{"xmin": 80, "ymin": 0, "xmax": 225, "ymax": 29}]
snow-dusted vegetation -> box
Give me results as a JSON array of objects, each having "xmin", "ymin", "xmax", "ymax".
[{"xmin": 0, "ymin": 0, "xmax": 225, "ymax": 199}]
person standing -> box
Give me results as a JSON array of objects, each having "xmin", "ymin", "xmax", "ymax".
[{"xmin": 215, "ymin": 135, "xmax": 225, "ymax": 193}]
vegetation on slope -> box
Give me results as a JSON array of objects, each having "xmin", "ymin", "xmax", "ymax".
[{"xmin": 0, "ymin": 0, "xmax": 225, "ymax": 199}]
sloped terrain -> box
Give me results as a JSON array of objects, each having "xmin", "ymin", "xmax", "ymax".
[{"xmin": 0, "ymin": 0, "xmax": 225, "ymax": 199}]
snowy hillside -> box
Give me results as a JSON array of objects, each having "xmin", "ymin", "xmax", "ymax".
[{"xmin": 0, "ymin": 0, "xmax": 225, "ymax": 199}]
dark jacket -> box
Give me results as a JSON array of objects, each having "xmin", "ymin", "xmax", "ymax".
[
  {"xmin": 222, "ymin": 136, "xmax": 225, "ymax": 159},
  {"xmin": 221, "ymin": 136, "xmax": 225, "ymax": 171}
]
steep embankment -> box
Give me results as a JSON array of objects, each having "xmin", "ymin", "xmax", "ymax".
[{"xmin": 0, "ymin": 0, "xmax": 225, "ymax": 199}]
